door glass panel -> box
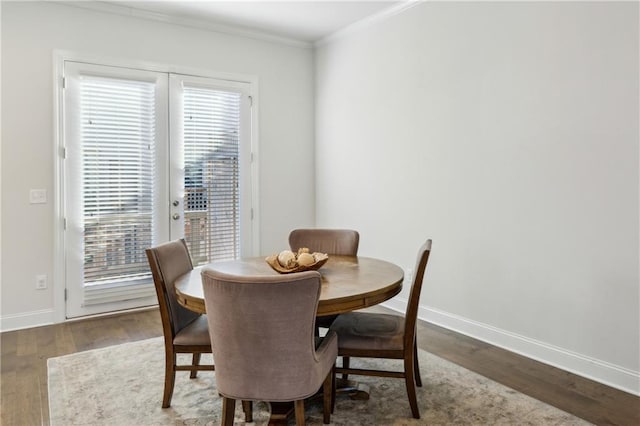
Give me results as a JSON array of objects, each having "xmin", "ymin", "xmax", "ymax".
[
  {"xmin": 182, "ymin": 86, "xmax": 241, "ymax": 265},
  {"xmin": 81, "ymin": 76, "xmax": 156, "ymax": 286}
]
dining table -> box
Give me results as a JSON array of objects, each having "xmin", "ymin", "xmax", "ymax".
[
  {"xmin": 175, "ymin": 255, "xmax": 404, "ymax": 317},
  {"xmin": 174, "ymin": 254, "xmax": 404, "ymax": 425}
]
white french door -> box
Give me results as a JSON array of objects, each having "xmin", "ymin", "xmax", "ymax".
[{"xmin": 63, "ymin": 61, "xmax": 253, "ymax": 318}]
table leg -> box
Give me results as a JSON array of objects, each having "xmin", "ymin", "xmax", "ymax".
[
  {"xmin": 266, "ymin": 379, "xmax": 371, "ymax": 424},
  {"xmin": 335, "ymin": 378, "xmax": 370, "ymax": 400},
  {"xmin": 268, "ymin": 402, "xmax": 293, "ymax": 425}
]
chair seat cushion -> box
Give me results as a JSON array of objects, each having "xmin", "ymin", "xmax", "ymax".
[
  {"xmin": 329, "ymin": 312, "xmax": 404, "ymax": 352},
  {"xmin": 173, "ymin": 315, "xmax": 211, "ymax": 347}
]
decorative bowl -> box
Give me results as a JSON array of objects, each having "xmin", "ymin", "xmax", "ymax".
[{"xmin": 265, "ymin": 252, "xmax": 329, "ymax": 274}]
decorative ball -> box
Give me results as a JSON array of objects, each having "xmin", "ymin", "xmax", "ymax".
[
  {"xmin": 297, "ymin": 252, "xmax": 315, "ymax": 266},
  {"xmin": 277, "ymin": 250, "xmax": 296, "ymax": 268}
]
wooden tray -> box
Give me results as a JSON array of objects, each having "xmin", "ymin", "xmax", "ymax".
[{"xmin": 265, "ymin": 253, "xmax": 329, "ymax": 274}]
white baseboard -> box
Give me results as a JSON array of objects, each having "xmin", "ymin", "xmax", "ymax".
[
  {"xmin": 0, "ymin": 305, "xmax": 159, "ymax": 333},
  {"xmin": 382, "ymin": 298, "xmax": 640, "ymax": 396},
  {"xmin": 0, "ymin": 309, "xmax": 55, "ymax": 332}
]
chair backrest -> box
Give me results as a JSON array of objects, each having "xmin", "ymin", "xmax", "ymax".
[
  {"xmin": 146, "ymin": 239, "xmax": 200, "ymax": 339},
  {"xmin": 289, "ymin": 228, "xmax": 359, "ymax": 256},
  {"xmin": 403, "ymin": 239, "xmax": 432, "ymax": 352},
  {"xmin": 201, "ymin": 269, "xmax": 324, "ymax": 401}
]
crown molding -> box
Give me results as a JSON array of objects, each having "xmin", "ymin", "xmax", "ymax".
[
  {"xmin": 53, "ymin": 1, "xmax": 313, "ymax": 49},
  {"xmin": 316, "ymin": 0, "xmax": 422, "ymax": 48}
]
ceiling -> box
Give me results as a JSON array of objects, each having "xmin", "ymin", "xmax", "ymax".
[{"xmin": 107, "ymin": 1, "xmax": 404, "ymax": 44}]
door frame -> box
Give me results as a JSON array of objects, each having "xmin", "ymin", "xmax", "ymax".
[{"xmin": 52, "ymin": 50, "xmax": 260, "ymax": 323}]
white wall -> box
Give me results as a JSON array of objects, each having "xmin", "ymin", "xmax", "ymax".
[
  {"xmin": 316, "ymin": 2, "xmax": 639, "ymax": 394},
  {"xmin": 1, "ymin": 2, "xmax": 315, "ymax": 328}
]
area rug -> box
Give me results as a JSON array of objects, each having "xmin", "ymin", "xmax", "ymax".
[{"xmin": 48, "ymin": 337, "xmax": 590, "ymax": 425}]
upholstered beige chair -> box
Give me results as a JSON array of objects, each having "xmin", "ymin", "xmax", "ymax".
[
  {"xmin": 289, "ymin": 228, "xmax": 360, "ymax": 330},
  {"xmin": 202, "ymin": 269, "xmax": 338, "ymax": 425},
  {"xmin": 329, "ymin": 239, "xmax": 432, "ymax": 419},
  {"xmin": 289, "ymin": 228, "xmax": 360, "ymax": 257},
  {"xmin": 146, "ymin": 239, "xmax": 214, "ymax": 408}
]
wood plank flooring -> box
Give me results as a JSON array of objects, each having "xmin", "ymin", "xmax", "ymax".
[{"xmin": 1, "ymin": 307, "xmax": 638, "ymax": 425}]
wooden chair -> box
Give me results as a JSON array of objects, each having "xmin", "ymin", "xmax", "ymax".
[
  {"xmin": 289, "ymin": 228, "xmax": 360, "ymax": 330},
  {"xmin": 145, "ymin": 239, "xmax": 215, "ymax": 408},
  {"xmin": 328, "ymin": 239, "xmax": 432, "ymax": 419},
  {"xmin": 202, "ymin": 269, "xmax": 338, "ymax": 426}
]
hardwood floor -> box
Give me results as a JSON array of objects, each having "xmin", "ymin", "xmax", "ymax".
[
  {"xmin": 1, "ymin": 307, "xmax": 638, "ymax": 425},
  {"xmin": 415, "ymin": 324, "xmax": 639, "ymax": 426},
  {"xmin": 1, "ymin": 309, "xmax": 162, "ymax": 426}
]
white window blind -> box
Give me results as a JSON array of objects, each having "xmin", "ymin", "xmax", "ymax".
[
  {"xmin": 80, "ymin": 76, "xmax": 156, "ymax": 291},
  {"xmin": 183, "ymin": 85, "xmax": 241, "ymax": 266}
]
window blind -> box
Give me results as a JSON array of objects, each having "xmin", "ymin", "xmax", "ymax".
[
  {"xmin": 183, "ymin": 86, "xmax": 241, "ymax": 266},
  {"xmin": 80, "ymin": 76, "xmax": 156, "ymax": 296}
]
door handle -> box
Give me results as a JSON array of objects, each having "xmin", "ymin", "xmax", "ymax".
[
  {"xmin": 172, "ymin": 213, "xmax": 180, "ymax": 220},
  {"xmin": 172, "ymin": 200, "xmax": 180, "ymax": 207}
]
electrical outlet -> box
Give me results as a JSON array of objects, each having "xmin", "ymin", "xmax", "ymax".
[
  {"xmin": 29, "ymin": 189, "xmax": 47, "ymax": 204},
  {"xmin": 36, "ymin": 274, "xmax": 47, "ymax": 290}
]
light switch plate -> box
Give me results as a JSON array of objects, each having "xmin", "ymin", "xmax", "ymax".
[{"xmin": 30, "ymin": 189, "xmax": 47, "ymax": 204}]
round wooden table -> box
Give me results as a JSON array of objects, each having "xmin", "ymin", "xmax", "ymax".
[
  {"xmin": 174, "ymin": 255, "xmax": 404, "ymax": 316},
  {"xmin": 174, "ymin": 255, "xmax": 404, "ymax": 424}
]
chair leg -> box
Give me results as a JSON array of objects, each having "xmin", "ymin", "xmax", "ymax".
[
  {"xmin": 162, "ymin": 352, "xmax": 176, "ymax": 408},
  {"xmin": 294, "ymin": 399, "xmax": 306, "ymax": 426},
  {"xmin": 404, "ymin": 356, "xmax": 420, "ymax": 419},
  {"xmin": 242, "ymin": 400, "xmax": 253, "ymax": 423},
  {"xmin": 322, "ymin": 368, "xmax": 333, "ymax": 424},
  {"xmin": 222, "ymin": 397, "xmax": 236, "ymax": 426},
  {"xmin": 413, "ymin": 342, "xmax": 422, "ymax": 387},
  {"xmin": 341, "ymin": 356, "xmax": 350, "ymax": 380},
  {"xmin": 331, "ymin": 365, "xmax": 336, "ymax": 414},
  {"xmin": 190, "ymin": 353, "xmax": 201, "ymax": 379}
]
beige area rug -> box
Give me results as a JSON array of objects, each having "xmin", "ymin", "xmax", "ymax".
[{"xmin": 48, "ymin": 337, "xmax": 590, "ymax": 425}]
